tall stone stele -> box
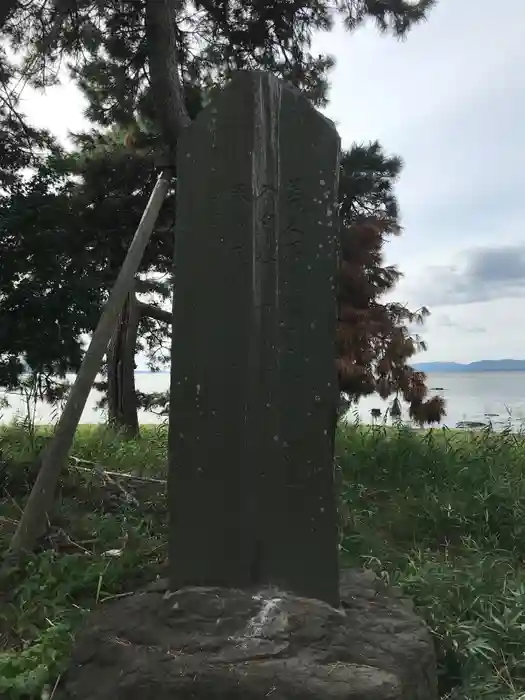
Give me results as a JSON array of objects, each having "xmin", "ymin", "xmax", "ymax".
[
  {"xmin": 54, "ymin": 72, "xmax": 438, "ymax": 700},
  {"xmin": 169, "ymin": 71, "xmax": 341, "ymax": 606}
]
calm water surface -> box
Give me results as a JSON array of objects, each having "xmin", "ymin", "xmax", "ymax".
[
  {"xmin": 2, "ymin": 371, "xmax": 525, "ymax": 430},
  {"xmin": 355, "ymin": 371, "xmax": 525, "ymax": 430}
]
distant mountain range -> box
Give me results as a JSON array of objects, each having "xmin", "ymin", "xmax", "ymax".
[
  {"xmin": 412, "ymin": 360, "xmax": 525, "ymax": 373},
  {"xmin": 136, "ymin": 362, "xmax": 525, "ymax": 375},
  {"xmin": 137, "ymin": 362, "xmax": 525, "ymax": 375}
]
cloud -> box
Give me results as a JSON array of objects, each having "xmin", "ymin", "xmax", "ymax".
[
  {"xmin": 313, "ymin": 0, "xmax": 525, "ymax": 337},
  {"xmin": 434, "ymin": 314, "xmax": 485, "ymax": 334},
  {"xmin": 18, "ymin": 0, "xmax": 525, "ymax": 361},
  {"xmin": 413, "ymin": 244, "xmax": 525, "ymax": 306}
]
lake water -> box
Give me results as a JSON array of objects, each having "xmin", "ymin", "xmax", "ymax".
[
  {"xmin": 2, "ymin": 371, "xmax": 525, "ymax": 431},
  {"xmin": 355, "ymin": 371, "xmax": 525, "ymax": 431}
]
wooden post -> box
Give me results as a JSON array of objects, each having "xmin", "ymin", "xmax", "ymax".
[{"xmin": 9, "ymin": 170, "xmax": 171, "ymax": 555}]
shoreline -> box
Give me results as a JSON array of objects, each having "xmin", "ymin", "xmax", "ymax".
[
  {"xmin": 2, "ymin": 422, "xmax": 522, "ymax": 438},
  {"xmin": 4, "ymin": 371, "xmax": 525, "ymax": 433}
]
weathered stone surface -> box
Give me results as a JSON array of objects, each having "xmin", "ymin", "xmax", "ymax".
[
  {"xmin": 169, "ymin": 70, "xmax": 341, "ymax": 605},
  {"xmin": 55, "ymin": 570, "xmax": 437, "ymax": 700}
]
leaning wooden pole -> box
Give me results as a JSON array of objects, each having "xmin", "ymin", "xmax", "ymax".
[{"xmin": 9, "ymin": 170, "xmax": 171, "ymax": 555}]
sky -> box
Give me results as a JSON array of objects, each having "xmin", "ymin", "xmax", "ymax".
[{"xmin": 18, "ymin": 0, "xmax": 525, "ymax": 363}]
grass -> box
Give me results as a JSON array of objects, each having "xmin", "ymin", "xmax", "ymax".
[
  {"xmin": 2, "ymin": 422, "xmax": 525, "ymax": 698},
  {"xmin": 338, "ymin": 424, "xmax": 525, "ymax": 699},
  {"xmin": 0, "ymin": 423, "xmax": 168, "ymax": 699}
]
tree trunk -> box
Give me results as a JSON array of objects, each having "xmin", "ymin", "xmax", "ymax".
[
  {"xmin": 8, "ymin": 172, "xmax": 171, "ymax": 556},
  {"xmin": 145, "ymin": 0, "xmax": 191, "ymax": 159},
  {"xmin": 107, "ymin": 290, "xmax": 140, "ymax": 439}
]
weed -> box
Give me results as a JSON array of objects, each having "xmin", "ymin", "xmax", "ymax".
[
  {"xmin": 2, "ymin": 422, "xmax": 525, "ymax": 698},
  {"xmin": 338, "ymin": 424, "xmax": 525, "ymax": 699},
  {"xmin": 0, "ymin": 424, "xmax": 167, "ymax": 699}
]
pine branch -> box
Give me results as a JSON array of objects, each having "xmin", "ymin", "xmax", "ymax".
[{"xmin": 137, "ymin": 300, "xmax": 172, "ymax": 324}]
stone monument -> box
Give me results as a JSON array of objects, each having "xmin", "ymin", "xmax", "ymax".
[
  {"xmin": 168, "ymin": 70, "xmax": 341, "ymax": 606},
  {"xmin": 54, "ymin": 71, "xmax": 437, "ymax": 700}
]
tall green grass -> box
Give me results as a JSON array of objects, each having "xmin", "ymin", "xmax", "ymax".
[
  {"xmin": 338, "ymin": 424, "xmax": 525, "ymax": 699},
  {"xmin": 1, "ymin": 422, "xmax": 525, "ymax": 698},
  {"xmin": 0, "ymin": 424, "xmax": 168, "ymax": 699}
]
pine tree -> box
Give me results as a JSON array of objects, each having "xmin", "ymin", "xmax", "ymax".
[
  {"xmin": 0, "ymin": 127, "xmax": 173, "ymax": 397},
  {"xmin": 3, "ymin": 0, "xmax": 442, "ymax": 553},
  {"xmin": 0, "ymin": 0, "xmax": 441, "ymax": 429},
  {"xmin": 2, "ymin": 1, "xmax": 435, "ymax": 124}
]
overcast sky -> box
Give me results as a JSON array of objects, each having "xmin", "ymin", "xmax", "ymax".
[{"xmin": 19, "ymin": 0, "xmax": 525, "ymax": 363}]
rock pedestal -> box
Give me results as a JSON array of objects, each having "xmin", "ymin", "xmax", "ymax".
[{"xmin": 55, "ymin": 570, "xmax": 437, "ymax": 700}]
